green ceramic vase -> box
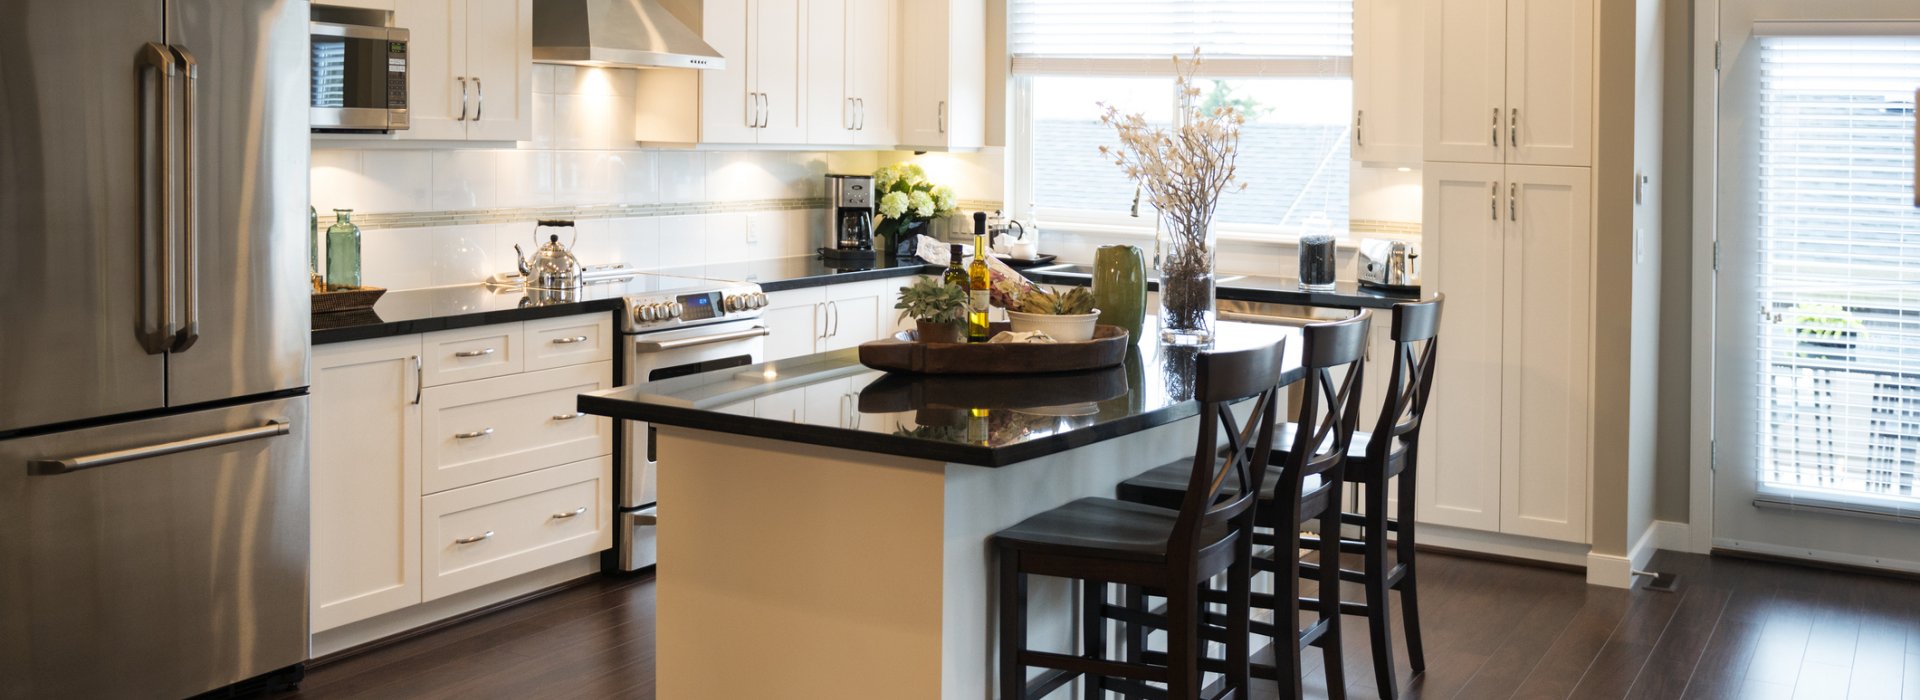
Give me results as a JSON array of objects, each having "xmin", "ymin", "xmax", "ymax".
[{"xmin": 1092, "ymin": 244, "xmax": 1147, "ymax": 342}]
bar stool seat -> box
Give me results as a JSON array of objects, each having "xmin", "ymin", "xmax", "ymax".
[
  {"xmin": 1117, "ymin": 461, "xmax": 1331, "ymax": 518},
  {"xmin": 994, "ymin": 497, "xmax": 1236, "ymax": 566}
]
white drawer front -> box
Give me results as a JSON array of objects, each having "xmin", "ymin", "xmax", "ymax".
[
  {"xmin": 421, "ymin": 361, "xmax": 613, "ymax": 493},
  {"xmin": 422, "ymin": 456, "xmax": 612, "ymax": 601},
  {"xmin": 421, "ymin": 323, "xmax": 524, "ymax": 386},
  {"xmin": 523, "ymin": 313, "xmax": 614, "ymax": 372}
]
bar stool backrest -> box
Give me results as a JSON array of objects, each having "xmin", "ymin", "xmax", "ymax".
[
  {"xmin": 1365, "ymin": 295, "xmax": 1445, "ymax": 468},
  {"xmin": 1169, "ymin": 338, "xmax": 1290, "ymax": 570},
  {"xmin": 1276, "ymin": 312, "xmax": 1372, "ymax": 508}
]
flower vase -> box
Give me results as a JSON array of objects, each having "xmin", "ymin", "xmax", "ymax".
[
  {"xmin": 1157, "ymin": 215, "xmax": 1216, "ymax": 346},
  {"xmin": 1091, "ymin": 245, "xmax": 1146, "ymax": 342}
]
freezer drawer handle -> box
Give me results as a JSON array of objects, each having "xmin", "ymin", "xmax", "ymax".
[
  {"xmin": 28, "ymin": 420, "xmax": 290, "ymax": 475},
  {"xmin": 550, "ymin": 335, "xmax": 589, "ymax": 345},
  {"xmin": 551, "ymin": 507, "xmax": 587, "ymax": 520},
  {"xmin": 453, "ymin": 347, "xmax": 496, "ymax": 358},
  {"xmin": 634, "ymin": 326, "xmax": 769, "ymax": 354},
  {"xmin": 453, "ymin": 531, "xmax": 493, "ymax": 545}
]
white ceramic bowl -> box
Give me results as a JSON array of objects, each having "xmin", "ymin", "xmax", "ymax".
[{"xmin": 1006, "ymin": 309, "xmax": 1102, "ymax": 342}]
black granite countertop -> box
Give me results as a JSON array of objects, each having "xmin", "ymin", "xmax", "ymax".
[
  {"xmin": 311, "ymin": 283, "xmax": 632, "ymax": 345},
  {"xmin": 653, "ymin": 255, "xmax": 933, "ymax": 292},
  {"xmin": 579, "ymin": 321, "xmax": 1303, "ymax": 467},
  {"xmin": 1020, "ymin": 267, "xmax": 1418, "ymax": 310}
]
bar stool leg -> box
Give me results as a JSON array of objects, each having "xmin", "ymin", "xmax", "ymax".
[
  {"xmin": 1226, "ymin": 535, "xmax": 1253, "ymax": 698},
  {"xmin": 1363, "ymin": 481, "xmax": 1398, "ymax": 699},
  {"xmin": 1083, "ymin": 580, "xmax": 1107, "ymax": 699},
  {"xmin": 1274, "ymin": 529, "xmax": 1305, "ymax": 700},
  {"xmin": 1317, "ymin": 503, "xmax": 1347, "ymax": 699},
  {"xmin": 1395, "ymin": 487, "xmax": 1426, "ymax": 675},
  {"xmin": 1000, "ymin": 550, "xmax": 1027, "ymax": 700},
  {"xmin": 1164, "ymin": 583, "xmax": 1201, "ymax": 700},
  {"xmin": 1123, "ymin": 585, "xmax": 1147, "ymax": 665}
]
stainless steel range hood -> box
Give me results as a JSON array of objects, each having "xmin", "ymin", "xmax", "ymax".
[{"xmin": 533, "ymin": 0, "xmax": 725, "ymax": 70}]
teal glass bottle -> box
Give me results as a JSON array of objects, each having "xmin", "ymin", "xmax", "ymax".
[
  {"xmin": 325, "ymin": 209, "xmax": 362, "ymax": 289},
  {"xmin": 1092, "ymin": 244, "xmax": 1147, "ymax": 341}
]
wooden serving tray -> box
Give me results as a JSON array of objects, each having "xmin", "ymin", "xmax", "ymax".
[
  {"xmin": 856, "ymin": 366, "xmax": 1128, "ymax": 413},
  {"xmin": 858, "ymin": 322, "xmax": 1130, "ymax": 374},
  {"xmin": 312, "ymin": 284, "xmax": 387, "ymax": 314}
]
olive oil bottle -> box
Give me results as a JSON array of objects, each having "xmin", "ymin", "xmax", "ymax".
[
  {"xmin": 943, "ymin": 244, "xmax": 969, "ymax": 289},
  {"xmin": 966, "ymin": 212, "xmax": 991, "ymax": 342}
]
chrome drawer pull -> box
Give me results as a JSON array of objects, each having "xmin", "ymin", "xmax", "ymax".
[
  {"xmin": 453, "ymin": 347, "xmax": 496, "ymax": 358},
  {"xmin": 453, "ymin": 428, "xmax": 494, "ymax": 439},
  {"xmin": 551, "ymin": 412, "xmax": 585, "ymax": 421},
  {"xmin": 551, "ymin": 507, "xmax": 587, "ymax": 520},
  {"xmin": 454, "ymin": 531, "xmax": 493, "ymax": 545},
  {"xmin": 550, "ymin": 335, "xmax": 589, "ymax": 345}
]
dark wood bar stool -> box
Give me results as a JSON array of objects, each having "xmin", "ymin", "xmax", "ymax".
[
  {"xmin": 1115, "ymin": 313, "xmax": 1372, "ymax": 699},
  {"xmin": 1291, "ymin": 296, "xmax": 1443, "ymax": 699},
  {"xmin": 991, "ymin": 338, "xmax": 1288, "ymax": 700}
]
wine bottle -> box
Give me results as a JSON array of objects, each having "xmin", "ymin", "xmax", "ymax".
[
  {"xmin": 967, "ymin": 212, "xmax": 991, "ymax": 342},
  {"xmin": 943, "ymin": 244, "xmax": 969, "ymax": 289}
]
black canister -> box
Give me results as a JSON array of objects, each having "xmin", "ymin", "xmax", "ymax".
[{"xmin": 1298, "ymin": 234, "xmax": 1337, "ymax": 292}]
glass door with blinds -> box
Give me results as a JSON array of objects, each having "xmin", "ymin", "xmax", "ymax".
[{"xmin": 1713, "ymin": 0, "xmax": 1920, "ymax": 569}]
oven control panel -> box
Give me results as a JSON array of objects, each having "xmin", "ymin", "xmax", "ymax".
[{"xmin": 625, "ymin": 286, "xmax": 766, "ymax": 330}]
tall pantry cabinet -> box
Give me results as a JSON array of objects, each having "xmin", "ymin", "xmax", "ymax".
[{"xmin": 1418, "ymin": 0, "xmax": 1595, "ymax": 546}]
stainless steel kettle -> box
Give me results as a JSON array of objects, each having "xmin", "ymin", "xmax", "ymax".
[{"xmin": 514, "ymin": 220, "xmax": 584, "ymax": 290}]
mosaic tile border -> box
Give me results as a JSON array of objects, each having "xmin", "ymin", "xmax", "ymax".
[
  {"xmin": 1350, "ymin": 219, "xmax": 1422, "ymax": 235},
  {"xmin": 351, "ymin": 198, "xmax": 833, "ymax": 231}
]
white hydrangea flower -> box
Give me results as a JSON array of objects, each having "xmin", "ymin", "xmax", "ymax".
[
  {"xmin": 878, "ymin": 191, "xmax": 909, "ymax": 219},
  {"xmin": 932, "ymin": 185, "xmax": 958, "ymax": 215},
  {"xmin": 908, "ymin": 190, "xmax": 935, "ymax": 218}
]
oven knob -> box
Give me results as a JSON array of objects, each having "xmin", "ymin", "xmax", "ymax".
[
  {"xmin": 667, "ymin": 302, "xmax": 684, "ymax": 318},
  {"xmin": 750, "ymin": 293, "xmax": 768, "ymax": 309},
  {"xmin": 653, "ymin": 303, "xmax": 672, "ymax": 320},
  {"xmin": 725, "ymin": 295, "xmax": 742, "ymax": 312},
  {"xmin": 637, "ymin": 305, "xmax": 657, "ymax": 322}
]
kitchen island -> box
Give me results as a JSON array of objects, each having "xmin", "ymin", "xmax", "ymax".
[{"xmin": 580, "ymin": 321, "xmax": 1303, "ymax": 699}]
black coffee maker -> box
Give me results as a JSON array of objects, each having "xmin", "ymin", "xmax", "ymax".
[{"xmin": 825, "ymin": 174, "xmax": 875, "ymax": 260}]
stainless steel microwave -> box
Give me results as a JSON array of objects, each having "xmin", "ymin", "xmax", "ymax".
[{"xmin": 310, "ymin": 21, "xmax": 409, "ymax": 131}]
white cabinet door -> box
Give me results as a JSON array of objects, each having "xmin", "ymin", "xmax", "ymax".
[
  {"xmin": 1417, "ymin": 162, "xmax": 1503, "ymax": 532},
  {"xmin": 763, "ymin": 287, "xmax": 826, "ymax": 361},
  {"xmin": 1423, "ymin": 0, "xmax": 1505, "ymax": 164},
  {"xmin": 898, "ymin": 0, "xmax": 950, "ymax": 148},
  {"xmin": 1503, "ymin": 0, "xmax": 1592, "ymax": 167},
  {"xmin": 1353, "ymin": 0, "xmax": 1424, "ymax": 164},
  {"xmin": 849, "ymin": 0, "xmax": 897, "ymax": 145},
  {"xmin": 393, "ymin": 0, "xmax": 468, "ymax": 140},
  {"xmin": 804, "ymin": 0, "xmax": 852, "ymax": 145},
  {"xmin": 701, "ymin": 0, "xmax": 758, "ymax": 144},
  {"xmin": 1499, "ymin": 165, "xmax": 1590, "ymax": 543},
  {"xmin": 754, "ymin": 0, "xmax": 806, "ymax": 143},
  {"xmin": 803, "ymin": 378, "xmax": 853, "ymax": 427},
  {"xmin": 462, "ymin": 0, "xmax": 533, "ymax": 142},
  {"xmin": 823, "ymin": 281, "xmax": 885, "ymax": 351},
  {"xmin": 311, "ymin": 335, "xmax": 423, "ymax": 632}
]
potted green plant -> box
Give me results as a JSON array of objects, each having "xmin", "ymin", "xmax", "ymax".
[
  {"xmin": 896, "ymin": 277, "xmax": 969, "ymax": 343},
  {"xmin": 1007, "ymin": 286, "xmax": 1102, "ymax": 342},
  {"xmin": 874, "ymin": 163, "xmax": 959, "ymax": 257}
]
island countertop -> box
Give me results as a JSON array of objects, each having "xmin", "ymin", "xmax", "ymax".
[{"xmin": 579, "ymin": 320, "xmax": 1304, "ymax": 467}]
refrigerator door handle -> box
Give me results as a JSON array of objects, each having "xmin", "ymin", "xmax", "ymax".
[
  {"xmin": 140, "ymin": 42, "xmax": 176, "ymax": 355},
  {"xmin": 170, "ymin": 45, "xmax": 200, "ymax": 353},
  {"xmin": 27, "ymin": 420, "xmax": 290, "ymax": 475}
]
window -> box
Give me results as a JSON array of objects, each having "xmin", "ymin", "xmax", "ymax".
[
  {"xmin": 1009, "ymin": 0, "xmax": 1354, "ymax": 238},
  {"xmin": 1751, "ymin": 34, "xmax": 1920, "ymax": 507}
]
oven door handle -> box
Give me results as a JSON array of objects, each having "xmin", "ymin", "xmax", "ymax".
[{"xmin": 633, "ymin": 326, "xmax": 770, "ymax": 353}]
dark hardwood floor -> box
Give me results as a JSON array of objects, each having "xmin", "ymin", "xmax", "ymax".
[{"xmin": 276, "ymin": 550, "xmax": 1920, "ymax": 699}]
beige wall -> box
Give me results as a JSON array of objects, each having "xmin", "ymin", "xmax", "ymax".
[
  {"xmin": 1591, "ymin": 0, "xmax": 1641, "ymax": 557},
  {"xmin": 1654, "ymin": 0, "xmax": 1697, "ymax": 526}
]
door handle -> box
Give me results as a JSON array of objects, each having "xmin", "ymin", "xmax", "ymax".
[
  {"xmin": 453, "ymin": 428, "xmax": 494, "ymax": 439},
  {"xmin": 846, "ymin": 97, "xmax": 854, "ymax": 130},
  {"xmin": 551, "ymin": 507, "xmax": 587, "ymax": 520},
  {"xmin": 550, "ymin": 335, "xmax": 589, "ymax": 345},
  {"xmin": 1491, "ymin": 107, "xmax": 1500, "ymax": 146},
  {"xmin": 453, "ymin": 347, "xmax": 496, "ymax": 358},
  {"xmin": 856, "ymin": 98, "xmax": 865, "ymax": 130},
  {"xmin": 746, "ymin": 90, "xmax": 756, "ymax": 127},
  {"xmin": 412, "ymin": 355, "xmax": 423, "ymax": 405},
  {"xmin": 29, "ymin": 420, "xmax": 290, "ymax": 475},
  {"xmin": 1489, "ymin": 182, "xmax": 1499, "ymax": 221},
  {"xmin": 938, "ymin": 100, "xmax": 947, "ymax": 134},
  {"xmin": 139, "ymin": 43, "xmax": 175, "ymax": 355},
  {"xmin": 170, "ymin": 45, "xmax": 200, "ymax": 353},
  {"xmin": 827, "ymin": 301, "xmax": 840, "ymax": 338},
  {"xmin": 760, "ymin": 92, "xmax": 769, "ymax": 128},
  {"xmin": 458, "ymin": 77, "xmax": 470, "ymax": 121},
  {"xmin": 1509, "ymin": 183, "xmax": 1518, "ymax": 222},
  {"xmin": 1510, "ymin": 108, "xmax": 1519, "ymax": 148},
  {"xmin": 551, "ymin": 412, "xmax": 586, "ymax": 421},
  {"xmin": 453, "ymin": 531, "xmax": 493, "ymax": 545},
  {"xmin": 473, "ymin": 77, "xmax": 484, "ymax": 122},
  {"xmin": 1355, "ymin": 109, "xmax": 1364, "ymax": 147}
]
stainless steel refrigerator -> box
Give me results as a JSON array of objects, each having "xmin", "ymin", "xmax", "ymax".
[{"xmin": 0, "ymin": 0, "xmax": 312, "ymax": 697}]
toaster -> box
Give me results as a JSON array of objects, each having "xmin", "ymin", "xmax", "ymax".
[{"xmin": 1358, "ymin": 238, "xmax": 1421, "ymax": 292}]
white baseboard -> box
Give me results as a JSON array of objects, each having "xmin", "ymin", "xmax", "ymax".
[
  {"xmin": 1714, "ymin": 537, "xmax": 1920, "ymax": 577},
  {"xmin": 1587, "ymin": 520, "xmax": 1691, "ymax": 588},
  {"xmin": 1652, "ymin": 520, "xmax": 1694, "ymax": 553},
  {"xmin": 1412, "ymin": 522, "xmax": 1592, "ymax": 568},
  {"xmin": 311, "ymin": 555, "xmax": 601, "ymax": 659}
]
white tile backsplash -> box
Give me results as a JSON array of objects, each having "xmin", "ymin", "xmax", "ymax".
[
  {"xmin": 654, "ymin": 215, "xmax": 707, "ymax": 269},
  {"xmin": 430, "ymin": 150, "xmax": 498, "ymax": 211},
  {"xmin": 359, "ymin": 228, "xmax": 434, "ymax": 290},
  {"xmin": 430, "ymin": 224, "xmax": 503, "ymax": 287},
  {"xmin": 359, "ymin": 151, "xmax": 433, "ymax": 213},
  {"xmin": 653, "ymin": 150, "xmax": 706, "ymax": 203}
]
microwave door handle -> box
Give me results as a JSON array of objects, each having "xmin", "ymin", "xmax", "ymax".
[
  {"xmin": 171, "ymin": 45, "xmax": 200, "ymax": 352},
  {"xmin": 139, "ymin": 43, "xmax": 175, "ymax": 355},
  {"xmin": 633, "ymin": 326, "xmax": 770, "ymax": 354}
]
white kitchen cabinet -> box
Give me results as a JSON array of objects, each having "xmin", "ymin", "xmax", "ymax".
[
  {"xmin": 762, "ymin": 280, "xmax": 896, "ymax": 361},
  {"xmin": 1352, "ymin": 0, "xmax": 1424, "ymax": 164},
  {"xmin": 1423, "ymin": 0, "xmax": 1590, "ymax": 167},
  {"xmin": 420, "ymin": 361, "xmax": 614, "ymax": 494},
  {"xmin": 762, "ymin": 287, "xmax": 827, "ymax": 362},
  {"xmin": 1419, "ymin": 162, "xmax": 1589, "ymax": 543},
  {"xmin": 696, "ymin": 0, "xmax": 805, "ymax": 144},
  {"xmin": 898, "ymin": 0, "xmax": 985, "ymax": 150},
  {"xmin": 421, "ymin": 456, "xmax": 612, "ymax": 601},
  {"xmin": 806, "ymin": 0, "xmax": 898, "ymax": 146},
  {"xmin": 822, "ymin": 281, "xmax": 884, "ymax": 351},
  {"xmin": 393, "ymin": 0, "xmax": 534, "ymax": 142},
  {"xmin": 311, "ymin": 335, "xmax": 423, "ymax": 633}
]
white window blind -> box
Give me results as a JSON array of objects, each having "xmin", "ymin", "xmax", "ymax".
[
  {"xmin": 1753, "ymin": 34, "xmax": 1920, "ymax": 510},
  {"xmin": 1009, "ymin": 0, "xmax": 1352, "ymax": 76}
]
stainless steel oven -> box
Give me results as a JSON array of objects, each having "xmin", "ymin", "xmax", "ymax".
[{"xmin": 309, "ymin": 21, "xmax": 409, "ymax": 131}]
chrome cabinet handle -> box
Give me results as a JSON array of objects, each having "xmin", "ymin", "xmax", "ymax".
[
  {"xmin": 746, "ymin": 90, "xmax": 756, "ymax": 127},
  {"xmin": 846, "ymin": 97, "xmax": 854, "ymax": 130},
  {"xmin": 1491, "ymin": 107, "xmax": 1500, "ymax": 146},
  {"xmin": 1510, "ymin": 108, "xmax": 1518, "ymax": 147},
  {"xmin": 1489, "ymin": 182, "xmax": 1498, "ymax": 221},
  {"xmin": 550, "ymin": 335, "xmax": 589, "ymax": 345},
  {"xmin": 856, "ymin": 98, "xmax": 865, "ymax": 130},
  {"xmin": 453, "ymin": 347, "xmax": 495, "ymax": 358},
  {"xmin": 458, "ymin": 77, "xmax": 469, "ymax": 121},
  {"xmin": 551, "ymin": 507, "xmax": 587, "ymax": 520},
  {"xmin": 551, "ymin": 412, "xmax": 585, "ymax": 421},
  {"xmin": 473, "ymin": 76, "xmax": 483, "ymax": 122},
  {"xmin": 827, "ymin": 301, "xmax": 840, "ymax": 338},
  {"xmin": 454, "ymin": 428, "xmax": 494, "ymax": 439},
  {"xmin": 171, "ymin": 45, "xmax": 200, "ymax": 353},
  {"xmin": 1509, "ymin": 183, "xmax": 1518, "ymax": 221},
  {"xmin": 1355, "ymin": 109, "xmax": 1364, "ymax": 147},
  {"xmin": 139, "ymin": 43, "xmax": 175, "ymax": 355},
  {"xmin": 454, "ymin": 531, "xmax": 493, "ymax": 545},
  {"xmin": 759, "ymin": 92, "xmax": 769, "ymax": 128},
  {"xmin": 816, "ymin": 303, "xmax": 827, "ymax": 341},
  {"xmin": 29, "ymin": 421, "xmax": 289, "ymax": 475},
  {"xmin": 938, "ymin": 100, "xmax": 947, "ymax": 134},
  {"xmin": 412, "ymin": 355, "xmax": 422, "ymax": 405}
]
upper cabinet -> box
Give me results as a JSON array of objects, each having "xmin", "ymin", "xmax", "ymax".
[
  {"xmin": 806, "ymin": 0, "xmax": 898, "ymax": 146},
  {"xmin": 1352, "ymin": 0, "xmax": 1424, "ymax": 164},
  {"xmin": 639, "ymin": 0, "xmax": 808, "ymax": 145},
  {"xmin": 897, "ymin": 0, "xmax": 985, "ymax": 150},
  {"xmin": 394, "ymin": 0, "xmax": 534, "ymax": 142},
  {"xmin": 1423, "ymin": 0, "xmax": 1591, "ymax": 167}
]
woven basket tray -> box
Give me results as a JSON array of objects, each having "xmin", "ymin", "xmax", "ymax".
[{"xmin": 312, "ymin": 284, "xmax": 386, "ymax": 314}]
